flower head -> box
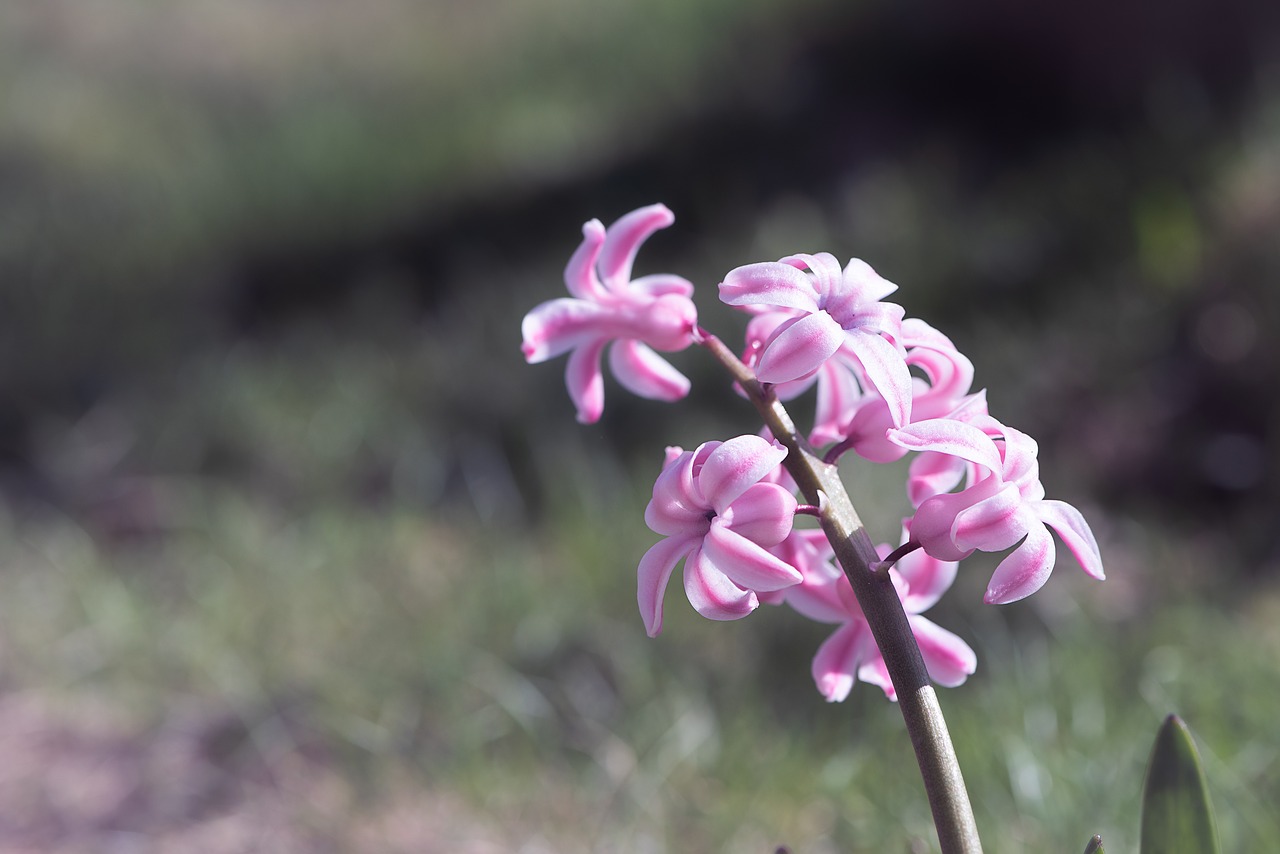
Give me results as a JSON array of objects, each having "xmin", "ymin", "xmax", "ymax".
[
  {"xmin": 889, "ymin": 411, "xmax": 1106, "ymax": 604},
  {"xmin": 719, "ymin": 253, "xmax": 911, "ymax": 427},
  {"xmin": 638, "ymin": 435, "xmax": 803, "ymax": 636},
  {"xmin": 522, "ymin": 204, "xmax": 698, "ymax": 423},
  {"xmin": 779, "ymin": 525, "xmax": 976, "ymax": 702}
]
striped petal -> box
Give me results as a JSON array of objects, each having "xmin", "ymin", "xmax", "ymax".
[
  {"xmin": 1035, "ymin": 500, "xmax": 1105, "ymax": 580},
  {"xmin": 756, "ymin": 312, "xmax": 846, "ymax": 384},
  {"xmin": 637, "ymin": 535, "xmax": 698, "ymax": 637},
  {"xmin": 565, "ymin": 337, "xmax": 608, "ymax": 424},
  {"xmin": 702, "ymin": 525, "xmax": 803, "ymax": 592},
  {"xmin": 608, "ymin": 340, "xmax": 690, "ymax": 402},
  {"xmin": 698, "ymin": 435, "xmax": 788, "ymax": 512},
  {"xmin": 909, "ymin": 614, "xmax": 977, "ymax": 687},
  {"xmin": 563, "ymin": 219, "xmax": 607, "ymax": 300},
  {"xmin": 720, "ymin": 261, "xmax": 821, "ymax": 312},
  {"xmin": 812, "ymin": 620, "xmax": 875, "ymax": 702},
  {"xmin": 983, "ymin": 522, "xmax": 1056, "ymax": 604},
  {"xmin": 684, "ymin": 546, "xmax": 758, "ymax": 622},
  {"xmin": 598, "ymin": 204, "xmax": 674, "ymax": 288}
]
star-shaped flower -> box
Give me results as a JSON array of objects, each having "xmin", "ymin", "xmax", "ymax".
[
  {"xmin": 719, "ymin": 252, "xmax": 911, "ymax": 427},
  {"xmin": 638, "ymin": 435, "xmax": 803, "ymax": 636},
  {"xmin": 889, "ymin": 411, "xmax": 1106, "ymax": 603},
  {"xmin": 781, "ymin": 525, "xmax": 976, "ymax": 702},
  {"xmin": 522, "ymin": 204, "xmax": 698, "ymax": 423}
]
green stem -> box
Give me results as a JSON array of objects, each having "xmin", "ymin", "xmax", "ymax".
[{"xmin": 697, "ymin": 329, "xmax": 983, "ymax": 854}]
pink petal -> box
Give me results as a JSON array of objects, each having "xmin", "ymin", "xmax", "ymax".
[
  {"xmin": 910, "ymin": 490, "xmax": 980, "ymax": 563},
  {"xmin": 996, "ymin": 424, "xmax": 1044, "ymax": 499},
  {"xmin": 637, "ymin": 535, "xmax": 698, "ymax": 637},
  {"xmin": 909, "ymin": 614, "xmax": 977, "ymax": 687},
  {"xmin": 840, "ymin": 396, "xmax": 905, "ymax": 463},
  {"xmin": 703, "ymin": 525, "xmax": 803, "ymax": 592},
  {"xmin": 843, "ymin": 298, "xmax": 906, "ymax": 338},
  {"xmin": 842, "ymin": 257, "xmax": 899, "ymax": 301},
  {"xmin": 643, "ymin": 448, "xmax": 708, "ymax": 538},
  {"xmin": 756, "ymin": 312, "xmax": 846, "ymax": 384},
  {"xmin": 684, "ymin": 546, "xmax": 759, "ymax": 621},
  {"xmin": 629, "ymin": 272, "xmax": 695, "ymax": 298},
  {"xmin": 743, "ymin": 312, "xmax": 820, "ymax": 401},
  {"xmin": 779, "ymin": 252, "xmax": 843, "ymax": 300},
  {"xmin": 810, "ymin": 357, "xmax": 865, "ymax": 446},
  {"xmin": 785, "ymin": 584, "xmax": 851, "ymax": 624},
  {"xmin": 984, "ymin": 522, "xmax": 1056, "ymax": 604},
  {"xmin": 698, "ymin": 435, "xmax": 788, "ymax": 512},
  {"xmin": 888, "ymin": 418, "xmax": 1004, "ymax": 476},
  {"xmin": 824, "ymin": 264, "xmax": 903, "ymax": 332},
  {"xmin": 719, "ymin": 261, "xmax": 821, "ymax": 312},
  {"xmin": 1035, "ymin": 500, "xmax": 1105, "ymax": 580},
  {"xmin": 774, "ymin": 533, "xmax": 848, "ymax": 622},
  {"xmin": 904, "ymin": 333, "xmax": 975, "ymax": 420},
  {"xmin": 597, "ymin": 204, "xmax": 674, "ymax": 289},
  {"xmin": 608, "ymin": 340, "xmax": 691, "ymax": 402},
  {"xmin": 615, "ymin": 292, "xmax": 698, "ymax": 353},
  {"xmin": 947, "ymin": 390, "xmax": 990, "ymax": 422},
  {"xmin": 565, "ymin": 337, "xmax": 608, "ymax": 424},
  {"xmin": 900, "ymin": 317, "xmax": 952, "ymax": 349},
  {"xmin": 722, "ymin": 482, "xmax": 797, "ymax": 546},
  {"xmin": 856, "ymin": 653, "xmax": 897, "ymax": 701},
  {"xmin": 812, "ymin": 620, "xmax": 874, "ymax": 702},
  {"xmin": 906, "ymin": 450, "xmax": 968, "ymax": 508},
  {"xmin": 564, "ymin": 219, "xmax": 607, "ymax": 300},
  {"xmin": 520, "ymin": 298, "xmax": 607, "ymax": 363},
  {"xmin": 952, "ymin": 484, "xmax": 1031, "ymax": 553},
  {"xmin": 895, "ymin": 542, "xmax": 958, "ymax": 613}
]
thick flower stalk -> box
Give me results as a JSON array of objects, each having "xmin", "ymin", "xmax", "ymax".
[{"xmin": 521, "ymin": 204, "xmax": 698, "ymax": 423}]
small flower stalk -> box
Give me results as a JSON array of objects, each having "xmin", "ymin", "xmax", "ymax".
[{"xmin": 520, "ymin": 204, "xmax": 1107, "ymax": 854}]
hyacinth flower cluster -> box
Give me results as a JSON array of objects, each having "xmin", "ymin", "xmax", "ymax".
[
  {"xmin": 521, "ymin": 204, "xmax": 1104, "ymax": 712},
  {"xmin": 522, "ymin": 204, "xmax": 1115, "ymax": 854}
]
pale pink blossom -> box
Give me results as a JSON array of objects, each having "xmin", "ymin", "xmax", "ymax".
[
  {"xmin": 781, "ymin": 526, "xmax": 976, "ymax": 702},
  {"xmin": 638, "ymin": 436, "xmax": 803, "ymax": 636},
  {"xmin": 737, "ymin": 317, "xmax": 974, "ymax": 456},
  {"xmin": 889, "ymin": 411, "xmax": 1106, "ymax": 604},
  {"xmin": 522, "ymin": 204, "xmax": 698, "ymax": 423},
  {"xmin": 719, "ymin": 253, "xmax": 910, "ymax": 426}
]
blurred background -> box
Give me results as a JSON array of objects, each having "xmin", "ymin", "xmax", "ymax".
[{"xmin": 1, "ymin": 0, "xmax": 1278, "ymax": 850}]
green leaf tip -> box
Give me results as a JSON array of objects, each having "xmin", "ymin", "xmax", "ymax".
[
  {"xmin": 1140, "ymin": 714, "xmax": 1220, "ymax": 854},
  {"xmin": 1082, "ymin": 833, "xmax": 1105, "ymax": 854}
]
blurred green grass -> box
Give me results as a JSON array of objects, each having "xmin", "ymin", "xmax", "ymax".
[
  {"xmin": 1, "ymin": 330, "xmax": 1277, "ymax": 851},
  {"xmin": 1, "ymin": 0, "xmax": 1278, "ymax": 850}
]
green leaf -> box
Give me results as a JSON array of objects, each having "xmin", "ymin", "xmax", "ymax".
[
  {"xmin": 1082, "ymin": 834, "xmax": 1105, "ymax": 854},
  {"xmin": 1140, "ymin": 714, "xmax": 1220, "ymax": 854}
]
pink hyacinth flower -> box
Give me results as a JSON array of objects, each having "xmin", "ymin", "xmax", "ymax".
[
  {"xmin": 888, "ymin": 413, "xmax": 1106, "ymax": 604},
  {"xmin": 522, "ymin": 204, "xmax": 698, "ymax": 424},
  {"xmin": 719, "ymin": 252, "xmax": 911, "ymax": 427},
  {"xmin": 638, "ymin": 435, "xmax": 804, "ymax": 637},
  {"xmin": 783, "ymin": 526, "xmax": 976, "ymax": 702}
]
